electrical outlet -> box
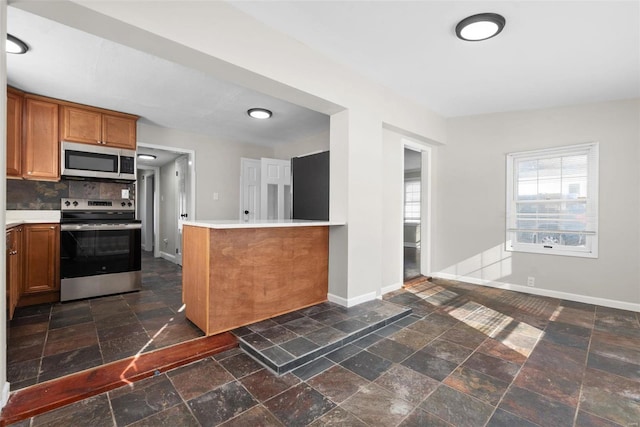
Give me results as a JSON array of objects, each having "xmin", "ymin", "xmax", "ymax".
[{"xmin": 527, "ymin": 276, "xmax": 535, "ymax": 287}]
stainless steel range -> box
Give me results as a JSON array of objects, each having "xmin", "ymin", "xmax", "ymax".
[{"xmin": 60, "ymin": 198, "xmax": 142, "ymax": 302}]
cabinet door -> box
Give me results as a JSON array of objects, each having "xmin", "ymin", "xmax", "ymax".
[
  {"xmin": 6, "ymin": 227, "xmax": 23, "ymax": 319},
  {"xmin": 60, "ymin": 105, "xmax": 102, "ymax": 145},
  {"xmin": 102, "ymin": 113, "xmax": 137, "ymax": 149},
  {"xmin": 22, "ymin": 224, "xmax": 60, "ymax": 294},
  {"xmin": 23, "ymin": 97, "xmax": 60, "ymax": 180},
  {"xmin": 6, "ymin": 88, "xmax": 23, "ymax": 177}
]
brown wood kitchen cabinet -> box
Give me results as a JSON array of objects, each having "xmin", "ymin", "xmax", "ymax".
[
  {"xmin": 21, "ymin": 223, "xmax": 60, "ymax": 298},
  {"xmin": 60, "ymin": 104, "xmax": 138, "ymax": 150},
  {"xmin": 6, "ymin": 87, "xmax": 24, "ymax": 178},
  {"xmin": 6, "ymin": 226, "xmax": 23, "ymax": 319},
  {"xmin": 23, "ymin": 95, "xmax": 60, "ymax": 181}
]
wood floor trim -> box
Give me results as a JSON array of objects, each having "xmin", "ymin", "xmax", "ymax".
[{"xmin": 0, "ymin": 332, "xmax": 237, "ymax": 426}]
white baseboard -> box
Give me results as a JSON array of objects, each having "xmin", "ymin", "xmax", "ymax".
[
  {"xmin": 328, "ymin": 291, "xmax": 377, "ymax": 308},
  {"xmin": 159, "ymin": 251, "xmax": 176, "ymax": 263},
  {"xmin": 1, "ymin": 381, "xmax": 10, "ymax": 409},
  {"xmin": 381, "ymin": 282, "xmax": 403, "ymax": 296},
  {"xmin": 434, "ymin": 272, "xmax": 640, "ymax": 313}
]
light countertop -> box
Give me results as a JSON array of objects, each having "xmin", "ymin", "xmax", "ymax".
[
  {"xmin": 6, "ymin": 210, "xmax": 61, "ymax": 228},
  {"xmin": 182, "ymin": 219, "xmax": 345, "ymax": 229}
]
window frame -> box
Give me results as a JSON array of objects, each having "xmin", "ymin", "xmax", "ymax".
[{"xmin": 505, "ymin": 142, "xmax": 599, "ymax": 258}]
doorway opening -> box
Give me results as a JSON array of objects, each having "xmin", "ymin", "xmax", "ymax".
[
  {"xmin": 403, "ymin": 148, "xmax": 422, "ymax": 280},
  {"xmin": 403, "ymin": 142, "xmax": 431, "ymax": 281},
  {"xmin": 136, "ymin": 143, "xmax": 195, "ymax": 265}
]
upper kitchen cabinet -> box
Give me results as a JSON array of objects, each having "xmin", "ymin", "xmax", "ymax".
[
  {"xmin": 60, "ymin": 104, "xmax": 138, "ymax": 150},
  {"xmin": 23, "ymin": 94, "xmax": 60, "ymax": 181},
  {"xmin": 6, "ymin": 87, "xmax": 24, "ymax": 178}
]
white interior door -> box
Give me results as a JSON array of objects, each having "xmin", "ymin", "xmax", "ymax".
[
  {"xmin": 240, "ymin": 158, "xmax": 261, "ymax": 220},
  {"xmin": 175, "ymin": 155, "xmax": 189, "ymax": 265},
  {"xmin": 260, "ymin": 157, "xmax": 292, "ymax": 220}
]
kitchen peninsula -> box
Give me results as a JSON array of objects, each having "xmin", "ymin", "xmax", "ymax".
[{"xmin": 181, "ymin": 219, "xmax": 341, "ymax": 335}]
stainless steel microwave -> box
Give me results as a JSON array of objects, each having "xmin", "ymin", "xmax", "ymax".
[{"xmin": 61, "ymin": 141, "xmax": 136, "ymax": 181}]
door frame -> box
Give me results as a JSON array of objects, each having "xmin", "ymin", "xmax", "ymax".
[
  {"xmin": 136, "ymin": 168, "xmax": 158, "ymax": 254},
  {"xmin": 174, "ymin": 155, "xmax": 189, "ymax": 266},
  {"xmin": 137, "ymin": 142, "xmax": 196, "ymax": 262},
  {"xmin": 403, "ymin": 140, "xmax": 433, "ymax": 276}
]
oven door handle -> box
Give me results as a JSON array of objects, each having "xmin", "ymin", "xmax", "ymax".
[{"xmin": 60, "ymin": 223, "xmax": 143, "ymax": 231}]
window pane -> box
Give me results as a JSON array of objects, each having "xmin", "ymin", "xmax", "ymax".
[
  {"xmin": 538, "ymin": 178, "xmax": 561, "ymax": 198},
  {"xmin": 507, "ymin": 143, "xmax": 598, "ymax": 257},
  {"xmin": 517, "ymin": 181, "xmax": 537, "ymax": 199},
  {"xmin": 517, "ymin": 159, "xmax": 538, "ymax": 179},
  {"xmin": 538, "ymin": 158, "xmax": 561, "ymax": 178},
  {"xmin": 561, "ymin": 234, "xmax": 585, "ymax": 247},
  {"xmin": 537, "ymin": 232, "xmax": 560, "ymax": 245},
  {"xmin": 562, "ymin": 155, "xmax": 587, "ymax": 177}
]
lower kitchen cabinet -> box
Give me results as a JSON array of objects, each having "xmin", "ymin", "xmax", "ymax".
[
  {"xmin": 21, "ymin": 223, "xmax": 60, "ymax": 300},
  {"xmin": 6, "ymin": 226, "xmax": 23, "ymax": 320}
]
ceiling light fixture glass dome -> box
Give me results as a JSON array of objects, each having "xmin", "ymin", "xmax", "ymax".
[
  {"xmin": 247, "ymin": 108, "xmax": 272, "ymax": 119},
  {"xmin": 456, "ymin": 13, "xmax": 505, "ymax": 41},
  {"xmin": 6, "ymin": 34, "xmax": 29, "ymax": 54},
  {"xmin": 137, "ymin": 154, "xmax": 157, "ymax": 160}
]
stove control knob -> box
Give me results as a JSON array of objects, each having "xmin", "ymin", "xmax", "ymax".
[
  {"xmin": 72, "ymin": 201, "xmax": 78, "ymax": 206},
  {"xmin": 64, "ymin": 201, "xmax": 71, "ymax": 206},
  {"xmin": 127, "ymin": 202, "xmax": 133, "ymax": 207},
  {"xmin": 121, "ymin": 202, "xmax": 126, "ymax": 207}
]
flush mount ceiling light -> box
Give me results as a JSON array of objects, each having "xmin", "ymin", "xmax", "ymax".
[
  {"xmin": 456, "ymin": 13, "xmax": 505, "ymax": 41},
  {"xmin": 247, "ymin": 108, "xmax": 272, "ymax": 119},
  {"xmin": 137, "ymin": 154, "xmax": 157, "ymax": 160},
  {"xmin": 6, "ymin": 34, "xmax": 29, "ymax": 54}
]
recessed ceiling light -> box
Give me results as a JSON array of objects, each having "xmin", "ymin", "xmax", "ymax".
[
  {"xmin": 456, "ymin": 13, "xmax": 505, "ymax": 41},
  {"xmin": 6, "ymin": 34, "xmax": 29, "ymax": 54},
  {"xmin": 137, "ymin": 154, "xmax": 157, "ymax": 160},
  {"xmin": 247, "ymin": 108, "xmax": 272, "ymax": 119}
]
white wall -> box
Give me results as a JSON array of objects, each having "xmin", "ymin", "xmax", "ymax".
[
  {"xmin": 272, "ymin": 129, "xmax": 329, "ymax": 160},
  {"xmin": 381, "ymin": 129, "xmax": 404, "ymax": 293},
  {"xmin": 434, "ymin": 98, "xmax": 640, "ymax": 309},
  {"xmin": 138, "ymin": 123, "xmax": 274, "ymax": 221}
]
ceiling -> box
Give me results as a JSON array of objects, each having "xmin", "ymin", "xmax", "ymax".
[
  {"xmin": 230, "ymin": 1, "xmax": 640, "ymax": 117},
  {"xmin": 136, "ymin": 147, "xmax": 184, "ymax": 169},
  {"xmin": 6, "ymin": 6, "xmax": 330, "ymax": 154},
  {"xmin": 6, "ymin": 1, "xmax": 639, "ymax": 159}
]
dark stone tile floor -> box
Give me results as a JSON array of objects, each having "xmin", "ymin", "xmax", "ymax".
[
  {"xmin": 11, "ymin": 277, "xmax": 640, "ymax": 426},
  {"xmin": 6, "ymin": 251, "xmax": 203, "ymax": 391},
  {"xmin": 234, "ymin": 299, "xmax": 411, "ymax": 374}
]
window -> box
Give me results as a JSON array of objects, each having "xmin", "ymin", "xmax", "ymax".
[
  {"xmin": 404, "ymin": 180, "xmax": 421, "ymax": 223},
  {"xmin": 506, "ymin": 142, "xmax": 598, "ymax": 258}
]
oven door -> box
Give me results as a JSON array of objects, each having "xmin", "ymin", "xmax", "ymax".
[{"xmin": 60, "ymin": 223, "xmax": 141, "ymax": 279}]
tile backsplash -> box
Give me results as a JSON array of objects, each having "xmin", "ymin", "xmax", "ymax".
[{"xmin": 6, "ymin": 179, "xmax": 135, "ymax": 210}]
